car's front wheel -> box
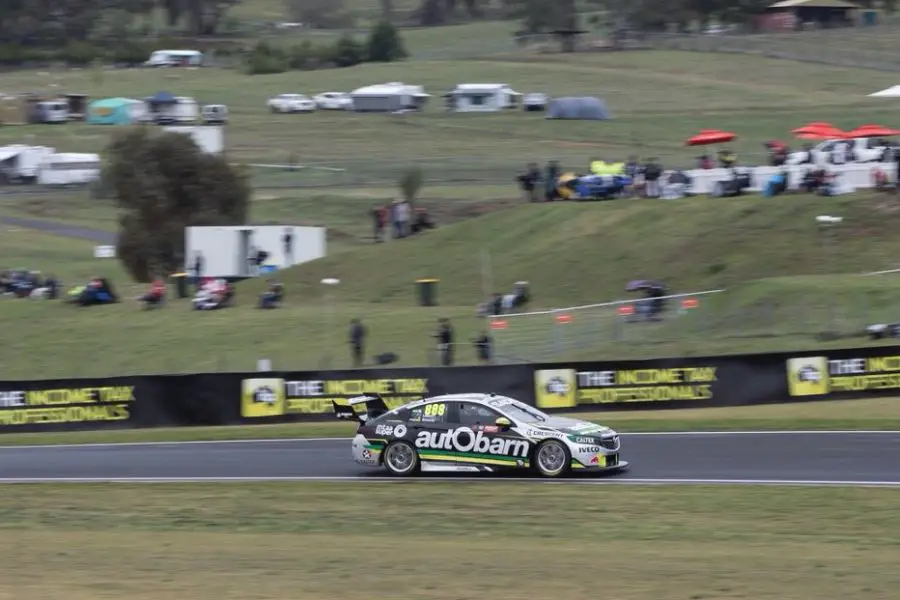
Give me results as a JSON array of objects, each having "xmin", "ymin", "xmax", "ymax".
[
  {"xmin": 382, "ymin": 440, "xmax": 420, "ymax": 477},
  {"xmin": 534, "ymin": 439, "xmax": 571, "ymax": 478}
]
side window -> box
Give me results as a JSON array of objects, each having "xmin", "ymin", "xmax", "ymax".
[
  {"xmin": 458, "ymin": 402, "xmax": 501, "ymax": 427},
  {"xmin": 409, "ymin": 402, "xmax": 448, "ymax": 424}
]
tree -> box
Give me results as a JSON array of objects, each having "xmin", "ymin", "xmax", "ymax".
[
  {"xmin": 332, "ymin": 33, "xmax": 365, "ymax": 67},
  {"xmin": 398, "ymin": 166, "xmax": 424, "ymax": 206},
  {"xmin": 367, "ymin": 20, "xmax": 407, "ymax": 62},
  {"xmin": 105, "ymin": 126, "xmax": 250, "ymax": 282}
]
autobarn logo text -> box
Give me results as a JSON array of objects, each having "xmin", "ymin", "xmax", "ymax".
[{"xmin": 415, "ymin": 427, "xmax": 529, "ymax": 457}]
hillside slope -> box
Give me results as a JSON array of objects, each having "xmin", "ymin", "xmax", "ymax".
[
  {"xmin": 254, "ymin": 192, "xmax": 900, "ymax": 308},
  {"xmin": 6, "ymin": 191, "xmax": 900, "ymax": 379}
]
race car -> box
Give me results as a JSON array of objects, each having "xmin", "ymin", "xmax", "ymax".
[{"xmin": 334, "ymin": 392, "xmax": 628, "ymax": 477}]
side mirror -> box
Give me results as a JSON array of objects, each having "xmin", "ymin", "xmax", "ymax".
[{"xmin": 495, "ymin": 416, "xmax": 512, "ymax": 431}]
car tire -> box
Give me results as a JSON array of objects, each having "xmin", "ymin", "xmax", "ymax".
[
  {"xmin": 382, "ymin": 440, "xmax": 420, "ymax": 477},
  {"xmin": 533, "ymin": 439, "xmax": 571, "ymax": 478}
]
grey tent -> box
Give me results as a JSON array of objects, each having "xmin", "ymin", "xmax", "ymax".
[{"xmin": 545, "ymin": 96, "xmax": 612, "ymax": 120}]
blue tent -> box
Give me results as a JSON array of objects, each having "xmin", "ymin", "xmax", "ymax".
[
  {"xmin": 546, "ymin": 97, "xmax": 613, "ymax": 120},
  {"xmin": 87, "ymin": 97, "xmax": 142, "ymax": 125},
  {"xmin": 149, "ymin": 90, "xmax": 177, "ymax": 105}
]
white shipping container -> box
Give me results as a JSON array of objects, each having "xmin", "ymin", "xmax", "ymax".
[{"xmin": 184, "ymin": 225, "xmax": 326, "ymax": 278}]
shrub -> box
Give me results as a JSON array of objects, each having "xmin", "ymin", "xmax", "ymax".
[{"xmin": 332, "ymin": 34, "xmax": 365, "ymax": 68}]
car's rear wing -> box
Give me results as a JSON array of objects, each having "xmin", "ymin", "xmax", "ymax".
[{"xmin": 332, "ymin": 394, "xmax": 389, "ymax": 423}]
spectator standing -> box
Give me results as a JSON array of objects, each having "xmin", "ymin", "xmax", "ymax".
[
  {"xmin": 371, "ymin": 206, "xmax": 386, "ymax": 242},
  {"xmin": 282, "ymin": 228, "xmax": 293, "ymax": 266},
  {"xmin": 434, "ymin": 318, "xmax": 454, "ymax": 366},
  {"xmin": 193, "ymin": 251, "xmax": 204, "ymax": 292},
  {"xmin": 544, "ymin": 160, "xmax": 560, "ymax": 201},
  {"xmin": 517, "ymin": 163, "xmax": 541, "ymax": 202},
  {"xmin": 349, "ymin": 319, "xmax": 366, "ymax": 367},
  {"xmin": 472, "ymin": 331, "xmax": 492, "ymax": 364},
  {"xmin": 643, "ymin": 158, "xmax": 662, "ymax": 198},
  {"xmin": 396, "ymin": 199, "xmax": 411, "ymax": 238}
]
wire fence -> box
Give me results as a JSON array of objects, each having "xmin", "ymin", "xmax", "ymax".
[{"xmin": 486, "ymin": 270, "xmax": 900, "ymax": 364}]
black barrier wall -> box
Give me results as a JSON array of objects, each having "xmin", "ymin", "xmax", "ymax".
[
  {"xmin": 533, "ymin": 344, "xmax": 900, "ymax": 412},
  {"xmin": 3, "ymin": 344, "xmax": 900, "ymax": 433},
  {"xmin": 236, "ymin": 365, "xmax": 534, "ymax": 424}
]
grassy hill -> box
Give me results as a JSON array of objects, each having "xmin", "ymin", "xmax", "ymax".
[
  {"xmin": 0, "ymin": 49, "xmax": 896, "ymax": 182},
  {"xmin": 4, "ymin": 191, "xmax": 900, "ymax": 379}
]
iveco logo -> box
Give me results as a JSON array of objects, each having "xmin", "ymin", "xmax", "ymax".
[
  {"xmin": 797, "ymin": 366, "xmax": 821, "ymax": 383},
  {"xmin": 253, "ymin": 386, "xmax": 277, "ymax": 404},
  {"xmin": 546, "ymin": 377, "xmax": 569, "ymax": 395}
]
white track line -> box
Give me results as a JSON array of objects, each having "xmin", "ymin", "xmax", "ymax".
[
  {"xmin": 1, "ymin": 430, "xmax": 899, "ymax": 450},
  {"xmin": 0, "ymin": 476, "xmax": 897, "ymax": 487}
]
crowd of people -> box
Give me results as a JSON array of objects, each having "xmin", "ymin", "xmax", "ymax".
[
  {"xmin": 1, "ymin": 270, "xmax": 59, "ymax": 299},
  {"xmin": 369, "ymin": 199, "xmax": 437, "ymax": 242}
]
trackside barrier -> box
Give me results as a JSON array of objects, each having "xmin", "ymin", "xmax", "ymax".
[{"xmin": 3, "ymin": 344, "xmax": 900, "ymax": 434}]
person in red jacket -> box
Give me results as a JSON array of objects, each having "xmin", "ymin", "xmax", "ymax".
[{"xmin": 139, "ymin": 278, "xmax": 166, "ymax": 308}]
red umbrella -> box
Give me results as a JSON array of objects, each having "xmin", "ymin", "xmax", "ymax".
[
  {"xmin": 686, "ymin": 129, "xmax": 737, "ymax": 146},
  {"xmin": 791, "ymin": 124, "xmax": 847, "ymax": 140},
  {"xmin": 798, "ymin": 121, "xmax": 837, "ymax": 130},
  {"xmin": 846, "ymin": 124, "xmax": 900, "ymax": 138}
]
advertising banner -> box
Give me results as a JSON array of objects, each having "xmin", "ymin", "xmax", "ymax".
[
  {"xmin": 0, "ymin": 374, "xmax": 238, "ymax": 434},
  {"xmin": 0, "ymin": 377, "xmax": 139, "ymax": 432},
  {"xmin": 239, "ymin": 365, "xmax": 534, "ymax": 421},
  {"xmin": 532, "ymin": 355, "xmax": 786, "ymax": 411},
  {"xmin": 783, "ymin": 345, "xmax": 900, "ymax": 399}
]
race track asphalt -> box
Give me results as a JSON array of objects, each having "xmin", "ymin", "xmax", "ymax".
[{"xmin": 1, "ymin": 431, "xmax": 899, "ymax": 485}]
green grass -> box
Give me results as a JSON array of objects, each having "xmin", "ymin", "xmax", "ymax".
[
  {"xmin": 2, "ymin": 483, "xmax": 898, "ymax": 599},
  {"xmin": 0, "ymin": 184, "xmax": 517, "ymax": 245},
  {"xmin": 653, "ymin": 24, "xmax": 900, "ymax": 71},
  {"xmin": 1, "ymin": 397, "xmax": 898, "ymax": 446},
  {"xmin": 0, "ymin": 50, "xmax": 896, "ymax": 182},
  {"xmin": 5, "ymin": 192, "xmax": 900, "ymax": 378}
]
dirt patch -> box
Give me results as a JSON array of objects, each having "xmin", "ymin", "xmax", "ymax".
[{"xmin": 421, "ymin": 197, "xmax": 521, "ymax": 224}]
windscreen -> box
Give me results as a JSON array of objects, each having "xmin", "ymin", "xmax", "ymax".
[{"xmin": 496, "ymin": 400, "xmax": 549, "ymax": 423}]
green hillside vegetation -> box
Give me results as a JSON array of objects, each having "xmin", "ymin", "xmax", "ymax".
[{"xmin": 4, "ymin": 192, "xmax": 900, "ymax": 379}]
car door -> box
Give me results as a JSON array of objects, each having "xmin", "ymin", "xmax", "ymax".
[
  {"xmin": 454, "ymin": 401, "xmax": 526, "ymax": 469},
  {"xmin": 408, "ymin": 400, "xmax": 459, "ymax": 466}
]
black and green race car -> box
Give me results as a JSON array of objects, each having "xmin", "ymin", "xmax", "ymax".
[{"xmin": 334, "ymin": 392, "xmax": 628, "ymax": 477}]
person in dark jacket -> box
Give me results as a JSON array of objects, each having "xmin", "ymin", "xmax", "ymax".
[
  {"xmin": 472, "ymin": 331, "xmax": 492, "ymax": 363},
  {"xmin": 349, "ymin": 319, "xmax": 366, "ymax": 367},
  {"xmin": 544, "ymin": 160, "xmax": 560, "ymax": 201},
  {"xmin": 434, "ymin": 318, "xmax": 454, "ymax": 366},
  {"xmin": 517, "ymin": 163, "xmax": 541, "ymax": 202},
  {"xmin": 282, "ymin": 228, "xmax": 293, "ymax": 266}
]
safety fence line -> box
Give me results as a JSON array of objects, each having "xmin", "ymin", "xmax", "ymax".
[{"xmin": 495, "ymin": 266, "xmax": 900, "ymax": 321}]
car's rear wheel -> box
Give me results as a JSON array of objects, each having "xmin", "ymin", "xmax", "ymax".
[
  {"xmin": 534, "ymin": 439, "xmax": 571, "ymax": 478},
  {"xmin": 382, "ymin": 440, "xmax": 420, "ymax": 477}
]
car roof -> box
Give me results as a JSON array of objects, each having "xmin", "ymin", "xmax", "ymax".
[{"xmin": 401, "ymin": 393, "xmax": 517, "ymax": 409}]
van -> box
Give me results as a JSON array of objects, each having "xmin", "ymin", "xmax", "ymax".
[
  {"xmin": 37, "ymin": 101, "xmax": 69, "ymax": 124},
  {"xmin": 201, "ymin": 104, "xmax": 228, "ymax": 124},
  {"xmin": 144, "ymin": 50, "xmax": 204, "ymax": 68},
  {"xmin": 153, "ymin": 97, "xmax": 199, "ymax": 124}
]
